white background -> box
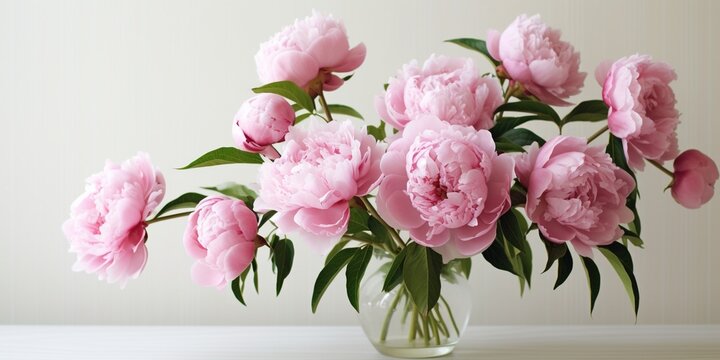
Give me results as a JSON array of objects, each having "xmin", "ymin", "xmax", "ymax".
[{"xmin": 0, "ymin": 0, "xmax": 717, "ymax": 325}]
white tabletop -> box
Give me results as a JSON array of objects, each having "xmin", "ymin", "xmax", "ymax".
[{"xmin": 0, "ymin": 325, "xmax": 718, "ymax": 359}]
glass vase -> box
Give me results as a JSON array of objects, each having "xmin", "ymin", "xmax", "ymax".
[{"xmin": 358, "ymin": 257, "xmax": 472, "ymax": 358}]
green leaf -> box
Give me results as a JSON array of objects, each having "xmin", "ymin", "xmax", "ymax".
[
  {"xmin": 325, "ymin": 239, "xmax": 351, "ymax": 266},
  {"xmin": 367, "ymin": 121, "xmax": 386, "ymax": 142},
  {"xmin": 580, "ymin": 256, "xmax": 601, "ymax": 314},
  {"xmin": 153, "ymin": 192, "xmax": 206, "ymax": 219},
  {"xmin": 459, "ymin": 258, "xmax": 472, "ymax": 279},
  {"xmin": 345, "ymin": 245, "xmax": 374, "ymax": 312},
  {"xmin": 342, "ymin": 74, "xmax": 354, "ymax": 82},
  {"xmin": 495, "ymin": 140, "xmax": 526, "ymax": 153},
  {"xmin": 382, "ymin": 246, "xmax": 408, "ymax": 292},
  {"xmin": 445, "ymin": 38, "xmax": 500, "ymax": 66},
  {"xmin": 273, "ymin": 239, "xmax": 294, "ymax": 296},
  {"xmin": 347, "ymin": 208, "xmax": 370, "ymax": 234},
  {"xmin": 368, "ymin": 216, "xmax": 391, "ymax": 245},
  {"xmin": 510, "ymin": 181, "xmax": 528, "ymax": 207},
  {"xmin": 541, "ymin": 234, "xmax": 568, "ymax": 273},
  {"xmin": 554, "ymin": 250, "xmax": 573, "ymax": 290},
  {"xmin": 252, "ymin": 80, "xmax": 315, "ymax": 112},
  {"xmin": 562, "ymin": 100, "xmax": 609, "ymax": 125},
  {"xmin": 494, "ymin": 101, "xmax": 562, "ymax": 126},
  {"xmin": 620, "ymin": 226, "xmax": 644, "ymax": 248},
  {"xmin": 202, "ymin": 182, "xmax": 257, "ymax": 206},
  {"xmin": 312, "ymin": 247, "xmax": 358, "ymax": 313},
  {"xmin": 179, "ymin": 147, "xmax": 263, "ymax": 169},
  {"xmin": 500, "ymin": 128, "xmax": 546, "ymax": 147},
  {"xmin": 606, "ymin": 134, "xmax": 641, "ymax": 235},
  {"xmin": 258, "ymin": 210, "xmax": 277, "ymax": 228},
  {"xmin": 598, "ymin": 242, "xmax": 639, "ymax": 316},
  {"xmin": 500, "ymin": 209, "xmax": 532, "ymax": 288},
  {"xmin": 482, "ymin": 229, "xmax": 518, "ymax": 276},
  {"xmin": 295, "ymin": 113, "xmax": 312, "ymax": 124},
  {"xmin": 291, "ymin": 103, "xmax": 304, "ymax": 112},
  {"xmin": 327, "ymin": 104, "xmax": 364, "ymax": 120},
  {"xmin": 231, "ymin": 276, "xmax": 246, "ymax": 306},
  {"xmin": 490, "ymin": 116, "xmax": 541, "ymax": 138},
  {"xmin": 251, "ymin": 259, "xmax": 259, "ymax": 293},
  {"xmin": 403, "ymin": 243, "xmax": 443, "ymax": 316}
]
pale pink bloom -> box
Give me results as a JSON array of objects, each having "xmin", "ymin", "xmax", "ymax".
[
  {"xmin": 596, "ymin": 54, "xmax": 680, "ymax": 170},
  {"xmin": 515, "ymin": 136, "xmax": 635, "ymax": 257},
  {"xmin": 62, "ymin": 153, "xmax": 165, "ymax": 286},
  {"xmin": 376, "ymin": 55, "xmax": 503, "ymax": 130},
  {"xmin": 233, "ymin": 94, "xmax": 294, "ymax": 159},
  {"xmin": 184, "ymin": 196, "xmax": 258, "ymax": 289},
  {"xmin": 487, "ymin": 14, "xmax": 586, "ymax": 106},
  {"xmin": 255, "ymin": 11, "xmax": 366, "ymax": 93},
  {"xmin": 254, "ymin": 120, "xmax": 384, "ymax": 253},
  {"xmin": 376, "ymin": 115, "xmax": 513, "ymax": 262},
  {"xmin": 671, "ymin": 149, "xmax": 719, "ymax": 209}
]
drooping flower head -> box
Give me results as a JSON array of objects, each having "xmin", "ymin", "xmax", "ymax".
[
  {"xmin": 255, "ymin": 119, "xmax": 384, "ymax": 253},
  {"xmin": 515, "ymin": 136, "xmax": 635, "ymax": 257},
  {"xmin": 376, "ymin": 115, "xmax": 513, "ymax": 262},
  {"xmin": 376, "ymin": 55, "xmax": 503, "ymax": 130},
  {"xmin": 596, "ymin": 54, "xmax": 680, "ymax": 170},
  {"xmin": 62, "ymin": 153, "xmax": 165, "ymax": 286},
  {"xmin": 255, "ymin": 11, "xmax": 366, "ymax": 94},
  {"xmin": 487, "ymin": 14, "xmax": 586, "ymax": 106},
  {"xmin": 671, "ymin": 149, "xmax": 718, "ymax": 209},
  {"xmin": 184, "ymin": 196, "xmax": 259, "ymax": 289}
]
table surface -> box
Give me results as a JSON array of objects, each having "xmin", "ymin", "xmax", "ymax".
[{"xmin": 0, "ymin": 325, "xmax": 718, "ymax": 359}]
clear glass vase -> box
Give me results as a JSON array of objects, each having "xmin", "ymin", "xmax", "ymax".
[{"xmin": 358, "ymin": 257, "xmax": 472, "ymax": 358}]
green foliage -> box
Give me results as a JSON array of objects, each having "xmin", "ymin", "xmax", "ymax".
[
  {"xmin": 403, "ymin": 243, "xmax": 443, "ymax": 316},
  {"xmin": 499, "ymin": 128, "xmax": 546, "ymax": 147},
  {"xmin": 367, "ymin": 121, "xmax": 387, "ymax": 142},
  {"xmin": 606, "ymin": 134, "xmax": 642, "ymax": 235},
  {"xmin": 445, "ymin": 38, "xmax": 500, "ymax": 66},
  {"xmin": 252, "ymin": 81, "xmax": 315, "ymax": 112},
  {"xmin": 272, "ymin": 239, "xmax": 294, "ymax": 296},
  {"xmin": 202, "ymin": 182, "xmax": 257, "ymax": 208},
  {"xmin": 179, "ymin": 147, "xmax": 263, "ymax": 169},
  {"xmin": 382, "ymin": 246, "xmax": 408, "ymax": 292},
  {"xmin": 580, "ymin": 256, "xmax": 601, "ymax": 314},
  {"xmin": 561, "ymin": 100, "xmax": 609, "ymax": 125},
  {"xmin": 152, "ymin": 192, "xmax": 206, "ymax": 219},
  {"xmin": 494, "ymin": 100, "xmax": 562, "ymax": 126},
  {"xmin": 312, "ymin": 248, "xmax": 358, "ymax": 313},
  {"xmin": 346, "ymin": 245, "xmax": 374, "ymax": 312},
  {"xmin": 598, "ymin": 242, "xmax": 639, "ymax": 317},
  {"xmin": 347, "ymin": 208, "xmax": 370, "ymax": 234},
  {"xmin": 327, "ymin": 104, "xmax": 364, "ymax": 119}
]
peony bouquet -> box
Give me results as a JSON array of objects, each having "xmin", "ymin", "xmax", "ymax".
[{"xmin": 63, "ymin": 12, "xmax": 718, "ymax": 357}]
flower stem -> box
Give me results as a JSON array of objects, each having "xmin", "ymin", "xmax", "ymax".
[
  {"xmin": 429, "ymin": 313, "xmax": 441, "ymax": 345},
  {"xmin": 380, "ymin": 287, "xmax": 406, "ymax": 342},
  {"xmin": 359, "ymin": 196, "xmax": 405, "ymax": 252},
  {"xmin": 648, "ymin": 159, "xmax": 674, "ymax": 178},
  {"xmin": 440, "ymin": 295, "xmax": 460, "ymax": 336},
  {"xmin": 408, "ymin": 307, "xmax": 418, "ymax": 341},
  {"xmin": 145, "ymin": 211, "xmax": 193, "ymax": 225},
  {"xmin": 317, "ymin": 90, "xmax": 333, "ymax": 122},
  {"xmin": 433, "ymin": 307, "xmax": 450, "ymax": 338},
  {"xmin": 421, "ymin": 313, "xmax": 431, "ymax": 345},
  {"xmin": 586, "ymin": 125, "xmax": 609, "ymax": 144}
]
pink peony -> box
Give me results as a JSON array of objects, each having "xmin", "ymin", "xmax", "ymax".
[
  {"xmin": 184, "ymin": 196, "xmax": 259, "ymax": 288},
  {"xmin": 375, "ymin": 55, "xmax": 503, "ymax": 130},
  {"xmin": 233, "ymin": 94, "xmax": 295, "ymax": 159},
  {"xmin": 62, "ymin": 153, "xmax": 165, "ymax": 286},
  {"xmin": 596, "ymin": 54, "xmax": 680, "ymax": 170},
  {"xmin": 515, "ymin": 136, "xmax": 635, "ymax": 257},
  {"xmin": 255, "ymin": 11, "xmax": 366, "ymax": 93},
  {"xmin": 487, "ymin": 14, "xmax": 586, "ymax": 106},
  {"xmin": 671, "ymin": 149, "xmax": 719, "ymax": 209},
  {"xmin": 254, "ymin": 119, "xmax": 384, "ymax": 253},
  {"xmin": 376, "ymin": 115, "xmax": 513, "ymax": 262}
]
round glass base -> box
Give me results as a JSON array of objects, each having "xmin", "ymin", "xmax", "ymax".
[{"xmin": 371, "ymin": 339, "xmax": 456, "ymax": 358}]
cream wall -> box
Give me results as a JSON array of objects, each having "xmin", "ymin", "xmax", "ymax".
[{"xmin": 1, "ymin": 0, "xmax": 717, "ymax": 325}]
